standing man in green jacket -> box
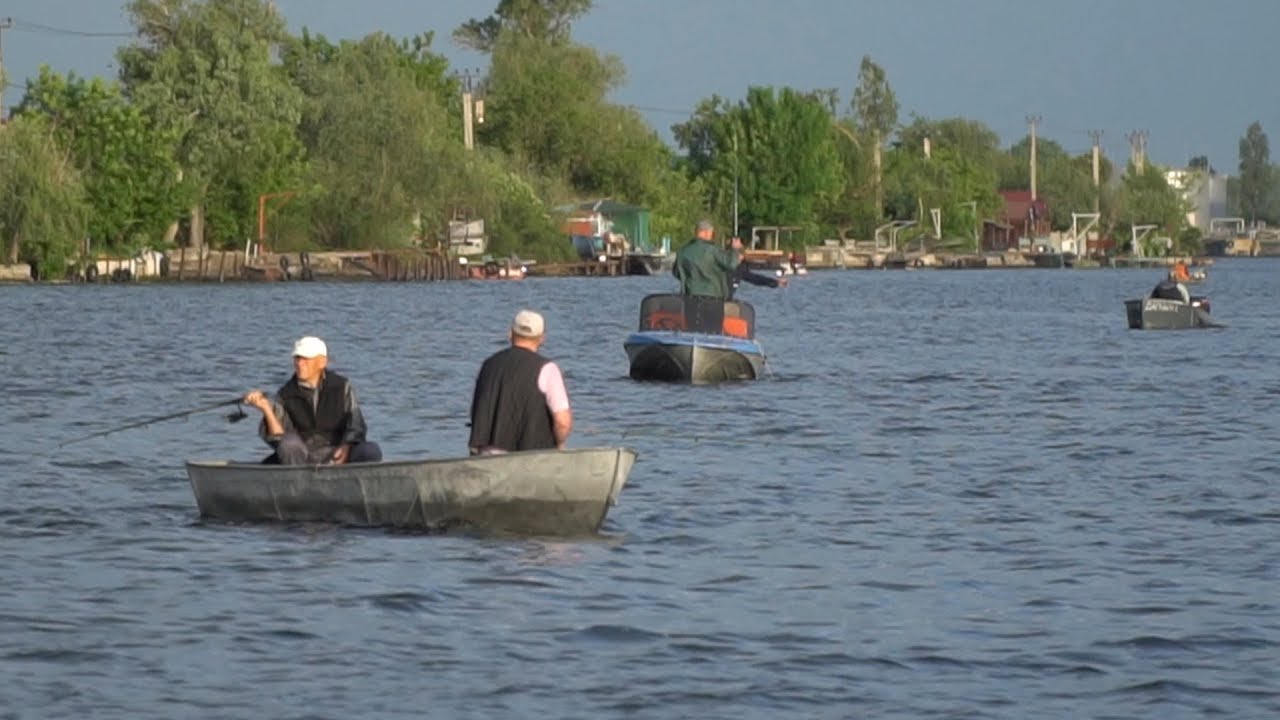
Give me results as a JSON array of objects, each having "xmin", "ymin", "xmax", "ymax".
[
  {"xmin": 673, "ymin": 219, "xmax": 742, "ymax": 299},
  {"xmin": 672, "ymin": 219, "xmax": 743, "ymax": 333}
]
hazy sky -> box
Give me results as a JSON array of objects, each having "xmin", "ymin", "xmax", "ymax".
[{"xmin": 1, "ymin": 0, "xmax": 1274, "ymax": 173}]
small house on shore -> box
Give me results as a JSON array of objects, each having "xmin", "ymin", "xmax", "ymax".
[
  {"xmin": 557, "ymin": 199, "xmax": 652, "ymax": 261},
  {"xmin": 985, "ymin": 190, "xmax": 1050, "ymax": 251}
]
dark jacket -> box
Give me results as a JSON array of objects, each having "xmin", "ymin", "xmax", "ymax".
[
  {"xmin": 673, "ymin": 238, "xmax": 740, "ymax": 298},
  {"xmin": 730, "ymin": 261, "xmax": 780, "ymax": 299},
  {"xmin": 262, "ymin": 371, "xmax": 369, "ymax": 451},
  {"xmin": 469, "ymin": 346, "xmax": 556, "ymax": 452},
  {"xmin": 1151, "ymin": 280, "xmax": 1190, "ymax": 303}
]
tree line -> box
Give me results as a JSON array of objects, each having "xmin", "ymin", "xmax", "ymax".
[{"xmin": 0, "ymin": 0, "xmax": 1276, "ymax": 278}]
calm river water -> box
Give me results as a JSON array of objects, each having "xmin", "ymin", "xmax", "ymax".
[{"xmin": 2, "ymin": 259, "xmax": 1279, "ymax": 719}]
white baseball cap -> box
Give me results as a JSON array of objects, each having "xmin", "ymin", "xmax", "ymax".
[
  {"xmin": 511, "ymin": 310, "xmax": 545, "ymax": 338},
  {"xmin": 292, "ymin": 336, "xmax": 328, "ymax": 358}
]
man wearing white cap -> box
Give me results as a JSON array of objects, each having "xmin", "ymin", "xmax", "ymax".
[
  {"xmin": 243, "ymin": 336, "xmax": 383, "ymax": 465},
  {"xmin": 468, "ymin": 310, "xmax": 573, "ymax": 454}
]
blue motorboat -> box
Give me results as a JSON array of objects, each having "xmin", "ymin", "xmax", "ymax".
[{"xmin": 623, "ymin": 294, "xmax": 765, "ymax": 383}]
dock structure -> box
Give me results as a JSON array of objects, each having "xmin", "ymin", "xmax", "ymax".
[
  {"xmin": 60, "ymin": 248, "xmax": 468, "ymax": 283},
  {"xmin": 527, "ymin": 258, "xmax": 626, "ymax": 277},
  {"xmin": 802, "ymin": 243, "xmax": 1213, "ymax": 271}
]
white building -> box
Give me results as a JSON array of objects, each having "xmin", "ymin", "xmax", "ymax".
[{"xmin": 1165, "ymin": 168, "xmax": 1229, "ymax": 234}]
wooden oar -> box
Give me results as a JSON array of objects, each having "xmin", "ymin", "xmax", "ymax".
[{"xmin": 60, "ymin": 398, "xmax": 248, "ymax": 447}]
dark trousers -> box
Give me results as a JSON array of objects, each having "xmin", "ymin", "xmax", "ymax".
[
  {"xmin": 262, "ymin": 433, "xmax": 383, "ymax": 465},
  {"xmin": 684, "ymin": 295, "xmax": 725, "ymax": 334}
]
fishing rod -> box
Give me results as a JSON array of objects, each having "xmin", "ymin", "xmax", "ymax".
[{"xmin": 59, "ymin": 397, "xmax": 249, "ymax": 447}]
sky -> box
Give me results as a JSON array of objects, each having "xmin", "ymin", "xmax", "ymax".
[{"xmin": 1, "ymin": 0, "xmax": 1275, "ymax": 174}]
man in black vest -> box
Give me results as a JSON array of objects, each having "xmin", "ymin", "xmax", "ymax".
[
  {"xmin": 469, "ymin": 310, "xmax": 573, "ymax": 455},
  {"xmin": 243, "ymin": 336, "xmax": 383, "ymax": 465}
]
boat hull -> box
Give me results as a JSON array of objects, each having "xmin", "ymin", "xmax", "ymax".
[
  {"xmin": 186, "ymin": 447, "xmax": 637, "ymax": 535},
  {"xmin": 624, "ymin": 253, "xmax": 673, "ymax": 276},
  {"xmin": 1124, "ymin": 298, "xmax": 1214, "ymax": 330},
  {"xmin": 624, "ymin": 331, "xmax": 764, "ymax": 383}
]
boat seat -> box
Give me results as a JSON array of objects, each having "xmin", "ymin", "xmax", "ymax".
[
  {"xmin": 645, "ymin": 309, "xmax": 686, "ymax": 331},
  {"xmin": 721, "ymin": 316, "xmax": 749, "ymax": 338}
]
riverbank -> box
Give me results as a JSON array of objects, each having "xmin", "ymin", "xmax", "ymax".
[
  {"xmin": 0, "ymin": 247, "xmax": 1214, "ymax": 283},
  {"xmin": 802, "ymin": 246, "xmax": 1213, "ymax": 271}
]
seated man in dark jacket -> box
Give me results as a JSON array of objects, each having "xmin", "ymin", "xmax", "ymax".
[
  {"xmin": 243, "ymin": 336, "xmax": 382, "ymax": 465},
  {"xmin": 1150, "ymin": 279, "xmax": 1190, "ymax": 304}
]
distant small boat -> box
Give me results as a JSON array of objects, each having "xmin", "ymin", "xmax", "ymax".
[
  {"xmin": 186, "ymin": 447, "xmax": 637, "ymax": 536},
  {"xmin": 1169, "ymin": 269, "xmax": 1208, "ymax": 284},
  {"xmin": 624, "ymin": 252, "xmax": 674, "ymax": 276},
  {"xmin": 1125, "ymin": 282, "xmax": 1216, "ymax": 330},
  {"xmin": 465, "ymin": 255, "xmax": 528, "ymax": 280},
  {"xmin": 1031, "ymin": 251, "xmax": 1075, "ymax": 268},
  {"xmin": 623, "ymin": 293, "xmax": 765, "ymax": 383}
]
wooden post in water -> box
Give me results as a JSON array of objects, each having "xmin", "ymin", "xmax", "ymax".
[
  {"xmin": 177, "ymin": 247, "xmax": 185, "ymax": 282},
  {"xmin": 217, "ymin": 251, "xmax": 227, "ymax": 282}
]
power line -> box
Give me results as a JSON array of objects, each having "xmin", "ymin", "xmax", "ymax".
[
  {"xmin": 625, "ymin": 104, "xmax": 694, "ymax": 116},
  {"xmin": 10, "ymin": 19, "xmax": 133, "ymax": 38},
  {"xmin": 1, "ymin": 17, "xmax": 11, "ymax": 120}
]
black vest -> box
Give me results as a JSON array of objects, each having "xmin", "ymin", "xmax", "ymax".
[
  {"xmin": 278, "ymin": 371, "xmax": 349, "ymax": 446},
  {"xmin": 469, "ymin": 347, "xmax": 556, "ymax": 452}
]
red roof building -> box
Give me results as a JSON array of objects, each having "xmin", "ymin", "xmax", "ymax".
[{"xmin": 983, "ymin": 190, "xmax": 1051, "ymax": 251}]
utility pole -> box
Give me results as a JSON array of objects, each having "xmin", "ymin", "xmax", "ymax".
[
  {"xmin": 731, "ymin": 131, "xmax": 739, "ymax": 238},
  {"xmin": 458, "ymin": 68, "xmax": 483, "ymax": 151},
  {"xmin": 1088, "ymin": 129, "xmax": 1104, "ymax": 212},
  {"xmin": 962, "ymin": 200, "xmax": 978, "ymax": 253},
  {"xmin": 1026, "ymin": 114, "xmax": 1041, "ymax": 201},
  {"xmin": 1126, "ymin": 130, "xmax": 1148, "ymax": 174},
  {"xmin": 0, "ymin": 18, "xmax": 12, "ymax": 124}
]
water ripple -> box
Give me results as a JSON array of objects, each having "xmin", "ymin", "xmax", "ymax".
[{"xmin": 3, "ymin": 263, "xmax": 1280, "ymax": 718}]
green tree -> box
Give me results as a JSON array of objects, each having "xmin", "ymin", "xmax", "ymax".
[
  {"xmin": 1110, "ymin": 163, "xmax": 1189, "ymax": 254},
  {"xmin": 674, "ymin": 86, "xmax": 843, "ymax": 242},
  {"xmin": 0, "ymin": 115, "xmax": 90, "ymax": 276},
  {"xmin": 818, "ymin": 116, "xmax": 876, "ymax": 242},
  {"xmin": 478, "ymin": 153, "xmax": 572, "ymax": 260},
  {"xmin": 850, "ymin": 55, "xmax": 898, "ymax": 222},
  {"xmin": 17, "ymin": 67, "xmax": 189, "ymax": 254},
  {"xmin": 575, "ymin": 104, "xmax": 705, "ymax": 244},
  {"xmin": 454, "ymin": 0, "xmax": 592, "ymax": 52},
  {"xmin": 282, "ymin": 31, "xmax": 463, "ymax": 249},
  {"xmin": 889, "ymin": 117, "xmax": 1001, "ymax": 244},
  {"xmin": 481, "ymin": 34, "xmax": 625, "ymax": 180},
  {"xmin": 1238, "ymin": 121, "xmax": 1272, "ymax": 225},
  {"xmin": 117, "ymin": 0, "xmax": 306, "ymax": 248},
  {"xmin": 999, "ymin": 137, "xmax": 1097, "ymax": 230}
]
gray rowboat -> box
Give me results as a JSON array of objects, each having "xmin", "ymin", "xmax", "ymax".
[{"xmin": 186, "ymin": 446, "xmax": 637, "ymax": 536}]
